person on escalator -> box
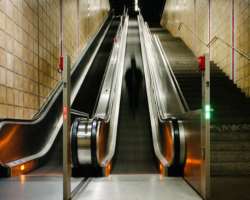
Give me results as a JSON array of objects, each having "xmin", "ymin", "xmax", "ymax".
[{"xmin": 125, "ymin": 56, "xmax": 143, "ymax": 117}]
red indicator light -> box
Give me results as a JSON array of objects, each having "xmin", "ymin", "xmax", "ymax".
[
  {"xmin": 58, "ymin": 56, "xmax": 64, "ymax": 72},
  {"xmin": 63, "ymin": 106, "xmax": 68, "ymax": 120},
  {"xmin": 198, "ymin": 56, "xmax": 205, "ymax": 72}
]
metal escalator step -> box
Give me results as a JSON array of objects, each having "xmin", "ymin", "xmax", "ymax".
[{"xmin": 112, "ymin": 20, "xmax": 157, "ymax": 174}]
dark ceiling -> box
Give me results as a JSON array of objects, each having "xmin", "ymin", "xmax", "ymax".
[{"xmin": 109, "ymin": 0, "xmax": 166, "ymax": 25}]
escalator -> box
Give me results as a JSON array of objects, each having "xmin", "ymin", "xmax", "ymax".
[
  {"xmin": 0, "ymin": 15, "xmax": 120, "ymax": 177},
  {"xmin": 70, "ymin": 14, "xmax": 185, "ymax": 177},
  {"xmin": 151, "ymin": 28, "xmax": 250, "ymax": 124},
  {"xmin": 112, "ymin": 20, "xmax": 157, "ymax": 174},
  {"xmin": 151, "ymin": 27, "xmax": 250, "ymax": 177},
  {"xmin": 63, "ymin": 13, "xmax": 203, "ymax": 200}
]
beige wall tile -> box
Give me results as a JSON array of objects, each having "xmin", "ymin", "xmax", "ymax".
[
  {"xmin": 0, "ymin": 0, "xmax": 109, "ymax": 119},
  {"xmin": 0, "ymin": 85, "xmax": 6, "ymax": 104}
]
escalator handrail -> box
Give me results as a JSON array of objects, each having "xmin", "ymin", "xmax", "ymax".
[
  {"xmin": 3, "ymin": 16, "xmax": 113, "ymax": 168},
  {"xmin": 100, "ymin": 15, "xmax": 129, "ymax": 167},
  {"xmin": 93, "ymin": 15, "xmax": 125, "ymax": 119},
  {"xmin": 0, "ymin": 14, "xmax": 112, "ymax": 126},
  {"xmin": 104, "ymin": 16, "xmax": 127, "ymax": 123},
  {"xmin": 153, "ymin": 35, "xmax": 190, "ymax": 112},
  {"xmin": 142, "ymin": 23, "xmax": 171, "ymax": 120},
  {"xmin": 141, "ymin": 21, "xmax": 187, "ymax": 121},
  {"xmin": 92, "ymin": 12, "xmax": 129, "ymax": 167},
  {"xmin": 138, "ymin": 14, "xmax": 170, "ymax": 168}
]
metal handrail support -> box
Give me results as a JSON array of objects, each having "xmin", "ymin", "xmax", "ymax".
[
  {"xmin": 178, "ymin": 22, "xmax": 250, "ymax": 60},
  {"xmin": 208, "ymin": 36, "xmax": 250, "ymax": 60}
]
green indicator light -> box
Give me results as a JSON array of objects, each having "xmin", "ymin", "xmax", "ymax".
[
  {"xmin": 205, "ymin": 112, "xmax": 211, "ymax": 120},
  {"xmin": 204, "ymin": 104, "xmax": 213, "ymax": 120},
  {"xmin": 205, "ymin": 104, "xmax": 210, "ymax": 112}
]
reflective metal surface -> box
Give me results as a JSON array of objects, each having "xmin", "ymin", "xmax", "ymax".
[
  {"xmin": 154, "ymin": 36, "xmax": 190, "ymax": 112},
  {"xmin": 0, "ymin": 175, "xmax": 202, "ymax": 200},
  {"xmin": 143, "ymin": 27, "xmax": 185, "ymax": 118},
  {"xmin": 74, "ymin": 175, "xmax": 202, "ymax": 200},
  {"xmin": 181, "ymin": 110, "xmax": 203, "ymax": 194},
  {"xmin": 77, "ymin": 120, "xmax": 93, "ymax": 165},
  {"xmin": 97, "ymin": 15, "xmax": 129, "ymax": 168},
  {"xmin": 95, "ymin": 15, "xmax": 128, "ymax": 121},
  {"xmin": 111, "ymin": 19, "xmax": 157, "ymax": 174},
  {"xmin": 138, "ymin": 14, "xmax": 169, "ymax": 172},
  {"xmin": 70, "ymin": 13, "xmax": 129, "ymax": 171},
  {"xmin": 178, "ymin": 121, "xmax": 186, "ymax": 165},
  {"xmin": 138, "ymin": 14, "xmax": 186, "ymax": 174}
]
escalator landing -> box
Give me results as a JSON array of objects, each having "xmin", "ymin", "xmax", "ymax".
[
  {"xmin": 74, "ymin": 175, "xmax": 201, "ymax": 200},
  {"xmin": 0, "ymin": 175, "xmax": 202, "ymax": 199}
]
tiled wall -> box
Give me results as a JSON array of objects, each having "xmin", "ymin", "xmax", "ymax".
[
  {"xmin": 63, "ymin": 0, "xmax": 78, "ymax": 63},
  {"xmin": 161, "ymin": 0, "xmax": 250, "ymax": 96},
  {"xmin": 38, "ymin": 0, "xmax": 61, "ymax": 110},
  {"xmin": 0, "ymin": 0, "xmax": 109, "ymax": 119},
  {"xmin": 0, "ymin": 0, "xmax": 40, "ymax": 119},
  {"xmin": 210, "ymin": 0, "xmax": 232, "ymax": 76},
  {"xmin": 235, "ymin": 0, "xmax": 250, "ymax": 96}
]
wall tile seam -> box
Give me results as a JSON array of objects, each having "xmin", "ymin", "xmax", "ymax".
[
  {"xmin": 0, "ymin": 102, "xmax": 39, "ymax": 110},
  {"xmin": 38, "ymin": 31, "xmax": 59, "ymax": 45},
  {"xmin": 39, "ymin": 84, "xmax": 56, "ymax": 90},
  {"xmin": 0, "ymin": 65, "xmax": 39, "ymax": 84},
  {"xmin": 39, "ymin": 16, "xmax": 59, "ymax": 29},
  {"xmin": 0, "ymin": 104, "xmax": 36, "ymax": 111},
  {"xmin": 0, "ymin": 32, "xmax": 38, "ymax": 59},
  {"xmin": 0, "ymin": 18, "xmax": 38, "ymax": 45},
  {"xmin": 38, "ymin": 58, "xmax": 58, "ymax": 69},
  {"xmin": 0, "ymin": 83, "xmax": 40, "ymax": 99},
  {"xmin": 38, "ymin": 78, "xmax": 58, "ymax": 87},
  {"xmin": 0, "ymin": 108, "xmax": 37, "ymax": 117},
  {"xmin": 4, "ymin": 12, "xmax": 38, "ymax": 35},
  {"xmin": 6, "ymin": 0, "xmax": 39, "ymax": 28}
]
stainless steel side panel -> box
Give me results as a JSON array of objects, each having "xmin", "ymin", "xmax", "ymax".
[
  {"xmin": 180, "ymin": 110, "xmax": 203, "ymax": 196},
  {"xmin": 77, "ymin": 123, "xmax": 92, "ymax": 165}
]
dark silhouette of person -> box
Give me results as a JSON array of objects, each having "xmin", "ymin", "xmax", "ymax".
[{"xmin": 125, "ymin": 56, "xmax": 143, "ymax": 116}]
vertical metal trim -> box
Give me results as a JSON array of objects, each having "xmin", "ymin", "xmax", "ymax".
[
  {"xmin": 177, "ymin": 121, "xmax": 186, "ymax": 165},
  {"xmin": 208, "ymin": 0, "xmax": 211, "ymax": 57},
  {"xmin": 77, "ymin": 0, "xmax": 80, "ymax": 54},
  {"xmin": 60, "ymin": 0, "xmax": 63, "ymax": 59},
  {"xmin": 231, "ymin": 0, "xmax": 235, "ymax": 80},
  {"xmin": 63, "ymin": 55, "xmax": 71, "ymax": 200},
  {"xmin": 193, "ymin": 0, "xmax": 196, "ymax": 53},
  {"xmin": 201, "ymin": 54, "xmax": 210, "ymax": 199},
  {"xmin": 37, "ymin": 0, "xmax": 40, "ymax": 112}
]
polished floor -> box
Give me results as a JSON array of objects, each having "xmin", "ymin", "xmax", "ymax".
[
  {"xmin": 74, "ymin": 175, "xmax": 201, "ymax": 200},
  {"xmin": 1, "ymin": 174, "xmax": 250, "ymax": 199},
  {"xmin": 0, "ymin": 175, "xmax": 201, "ymax": 200}
]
